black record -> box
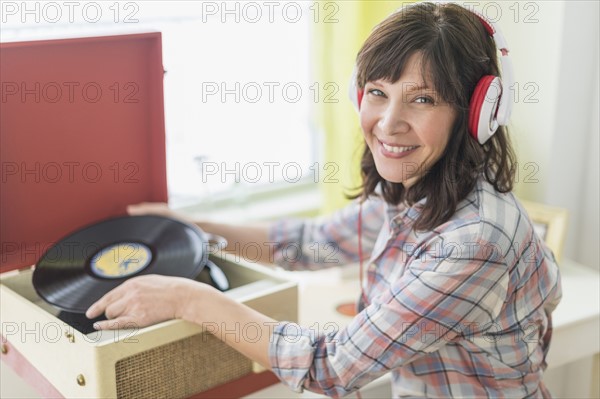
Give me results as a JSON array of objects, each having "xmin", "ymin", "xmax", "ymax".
[{"xmin": 32, "ymin": 215, "xmax": 209, "ymax": 314}]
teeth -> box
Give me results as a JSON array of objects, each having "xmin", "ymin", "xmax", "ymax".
[{"xmin": 382, "ymin": 143, "xmax": 418, "ymax": 153}]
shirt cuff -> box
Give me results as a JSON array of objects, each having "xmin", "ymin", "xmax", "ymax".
[
  {"xmin": 268, "ymin": 322, "xmax": 316, "ymax": 393},
  {"xmin": 268, "ymin": 219, "xmax": 306, "ymax": 270}
]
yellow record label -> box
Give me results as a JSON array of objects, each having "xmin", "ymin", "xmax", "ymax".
[{"xmin": 90, "ymin": 242, "xmax": 152, "ymax": 278}]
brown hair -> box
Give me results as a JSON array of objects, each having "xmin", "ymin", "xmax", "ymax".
[{"xmin": 351, "ymin": 2, "xmax": 516, "ymax": 231}]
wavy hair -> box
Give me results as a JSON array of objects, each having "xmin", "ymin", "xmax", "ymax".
[{"xmin": 351, "ymin": 2, "xmax": 517, "ymax": 231}]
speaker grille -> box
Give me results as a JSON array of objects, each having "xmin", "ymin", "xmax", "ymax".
[{"xmin": 115, "ymin": 332, "xmax": 252, "ymax": 398}]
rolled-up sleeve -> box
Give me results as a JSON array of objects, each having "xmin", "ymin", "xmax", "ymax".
[
  {"xmin": 268, "ymin": 226, "xmax": 510, "ymax": 397},
  {"xmin": 268, "ymin": 197, "xmax": 386, "ymax": 271}
]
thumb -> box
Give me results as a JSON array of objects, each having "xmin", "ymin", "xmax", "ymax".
[{"xmin": 93, "ymin": 317, "xmax": 140, "ymax": 331}]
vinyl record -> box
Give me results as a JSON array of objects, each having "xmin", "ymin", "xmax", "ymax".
[
  {"xmin": 32, "ymin": 215, "xmax": 209, "ymax": 313},
  {"xmin": 57, "ymin": 310, "xmax": 107, "ymax": 335}
]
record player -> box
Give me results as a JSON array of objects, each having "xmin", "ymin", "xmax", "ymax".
[{"xmin": 0, "ymin": 33, "xmax": 298, "ymax": 398}]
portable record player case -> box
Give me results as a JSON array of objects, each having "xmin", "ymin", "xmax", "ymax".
[
  {"xmin": 0, "ymin": 33, "xmax": 298, "ymax": 398},
  {"xmin": 1, "ymin": 255, "xmax": 298, "ymax": 398}
]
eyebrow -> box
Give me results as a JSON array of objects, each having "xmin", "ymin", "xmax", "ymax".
[
  {"xmin": 368, "ymin": 80, "xmax": 433, "ymax": 92},
  {"xmin": 403, "ymin": 82, "xmax": 432, "ymax": 92}
]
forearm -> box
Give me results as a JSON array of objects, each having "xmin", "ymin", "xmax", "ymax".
[
  {"xmin": 126, "ymin": 203, "xmax": 275, "ymax": 265},
  {"xmin": 181, "ymin": 283, "xmax": 279, "ymax": 369},
  {"xmin": 88, "ymin": 275, "xmax": 280, "ymax": 370}
]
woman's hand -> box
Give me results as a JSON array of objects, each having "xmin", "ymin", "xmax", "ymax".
[
  {"xmin": 127, "ymin": 202, "xmax": 191, "ymax": 223},
  {"xmin": 86, "ymin": 273, "xmax": 276, "ymax": 369},
  {"xmin": 85, "ymin": 274, "xmax": 206, "ymax": 330}
]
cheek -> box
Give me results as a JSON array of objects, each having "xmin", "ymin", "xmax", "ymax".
[
  {"xmin": 422, "ymin": 135, "xmax": 448, "ymax": 162},
  {"xmin": 359, "ymin": 110, "xmax": 376, "ymax": 138},
  {"xmin": 359, "ymin": 112, "xmax": 368, "ymax": 134},
  {"xmin": 428, "ymin": 131, "xmax": 450, "ymax": 150},
  {"xmin": 438, "ymin": 117, "xmax": 456, "ymax": 150},
  {"xmin": 424, "ymin": 114, "xmax": 456, "ymax": 153}
]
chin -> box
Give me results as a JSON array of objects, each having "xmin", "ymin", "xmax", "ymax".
[
  {"xmin": 373, "ymin": 161, "xmax": 410, "ymax": 184},
  {"xmin": 379, "ymin": 174, "xmax": 405, "ymax": 184},
  {"xmin": 375, "ymin": 167, "xmax": 407, "ymax": 184}
]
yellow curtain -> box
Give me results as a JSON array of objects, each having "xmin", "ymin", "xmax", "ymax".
[{"xmin": 312, "ymin": 1, "xmax": 408, "ymax": 214}]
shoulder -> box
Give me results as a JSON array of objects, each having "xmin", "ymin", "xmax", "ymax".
[
  {"xmin": 470, "ymin": 178, "xmax": 529, "ymax": 241},
  {"xmin": 418, "ymin": 178, "xmax": 534, "ymax": 263}
]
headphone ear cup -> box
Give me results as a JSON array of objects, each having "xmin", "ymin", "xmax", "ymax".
[
  {"xmin": 469, "ymin": 75, "xmax": 502, "ymax": 144},
  {"xmin": 356, "ymin": 89, "xmax": 364, "ymax": 111},
  {"xmin": 348, "ymin": 69, "xmax": 360, "ymax": 111}
]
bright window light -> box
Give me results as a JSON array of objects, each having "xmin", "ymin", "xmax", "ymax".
[{"xmin": 1, "ymin": 1, "xmax": 318, "ymax": 206}]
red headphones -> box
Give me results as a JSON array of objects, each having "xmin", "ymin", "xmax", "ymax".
[{"xmin": 349, "ymin": 2, "xmax": 514, "ymax": 145}]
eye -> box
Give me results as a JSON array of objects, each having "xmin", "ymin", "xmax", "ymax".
[
  {"xmin": 367, "ymin": 88, "xmax": 386, "ymax": 97},
  {"xmin": 414, "ymin": 96, "xmax": 435, "ymax": 104}
]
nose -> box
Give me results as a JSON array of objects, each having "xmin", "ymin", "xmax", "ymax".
[{"xmin": 377, "ymin": 100, "xmax": 410, "ymax": 136}]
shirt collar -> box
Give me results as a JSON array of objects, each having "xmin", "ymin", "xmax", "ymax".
[{"xmin": 386, "ymin": 196, "xmax": 427, "ymax": 232}]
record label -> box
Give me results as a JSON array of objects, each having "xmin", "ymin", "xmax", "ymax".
[{"xmin": 90, "ymin": 242, "xmax": 152, "ymax": 279}]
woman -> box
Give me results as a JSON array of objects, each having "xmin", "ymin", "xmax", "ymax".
[{"xmin": 87, "ymin": 3, "xmax": 562, "ymax": 397}]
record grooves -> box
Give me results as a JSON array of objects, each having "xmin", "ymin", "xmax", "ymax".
[{"xmin": 33, "ymin": 215, "xmax": 220, "ymax": 314}]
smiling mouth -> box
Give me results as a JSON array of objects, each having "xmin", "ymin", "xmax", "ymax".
[{"xmin": 380, "ymin": 141, "xmax": 419, "ymax": 154}]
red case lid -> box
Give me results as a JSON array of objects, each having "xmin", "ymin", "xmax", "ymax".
[{"xmin": 1, "ymin": 32, "xmax": 168, "ymax": 273}]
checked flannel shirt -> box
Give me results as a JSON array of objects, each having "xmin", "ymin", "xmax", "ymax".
[{"xmin": 267, "ymin": 177, "xmax": 562, "ymax": 398}]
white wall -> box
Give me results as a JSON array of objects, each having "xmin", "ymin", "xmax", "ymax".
[
  {"xmin": 500, "ymin": 0, "xmax": 564, "ymax": 202},
  {"xmin": 574, "ymin": 38, "xmax": 599, "ymax": 271},
  {"xmin": 544, "ymin": 1, "xmax": 600, "ymax": 268},
  {"xmin": 501, "ymin": 2, "xmax": 600, "ymax": 396},
  {"xmin": 492, "ymin": 0, "xmax": 599, "ymax": 270}
]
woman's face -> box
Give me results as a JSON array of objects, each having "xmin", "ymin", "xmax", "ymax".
[{"xmin": 360, "ymin": 53, "xmax": 458, "ymax": 188}]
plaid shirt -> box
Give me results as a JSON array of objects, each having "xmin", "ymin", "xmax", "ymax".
[{"xmin": 268, "ymin": 178, "xmax": 562, "ymax": 398}]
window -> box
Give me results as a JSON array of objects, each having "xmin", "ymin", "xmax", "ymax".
[{"xmin": 1, "ymin": 1, "xmax": 318, "ymax": 211}]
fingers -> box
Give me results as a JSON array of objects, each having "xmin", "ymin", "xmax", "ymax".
[
  {"xmin": 126, "ymin": 203, "xmax": 194, "ymax": 226},
  {"xmin": 127, "ymin": 202, "xmax": 150, "ymax": 216},
  {"xmin": 85, "ymin": 298, "xmax": 106, "ymax": 319},
  {"xmin": 127, "ymin": 202, "xmax": 169, "ymax": 216},
  {"xmin": 85, "ymin": 285, "xmax": 124, "ymax": 319},
  {"xmin": 93, "ymin": 316, "xmax": 138, "ymax": 331},
  {"xmin": 86, "ymin": 291, "xmax": 140, "ymax": 330},
  {"xmin": 85, "ymin": 275, "xmax": 182, "ymax": 331},
  {"xmin": 104, "ymin": 297, "xmax": 129, "ymax": 320}
]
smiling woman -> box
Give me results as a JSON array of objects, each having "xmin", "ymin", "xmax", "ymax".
[{"xmin": 86, "ymin": 3, "xmax": 562, "ymax": 399}]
